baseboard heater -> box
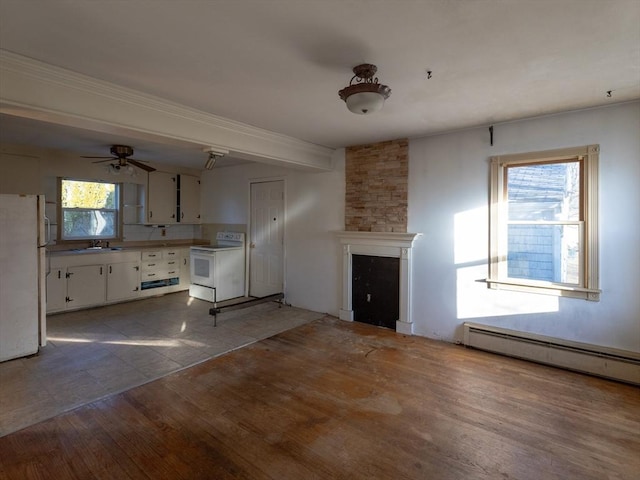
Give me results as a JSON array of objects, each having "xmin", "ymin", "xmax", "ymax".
[{"xmin": 463, "ymin": 322, "xmax": 640, "ymax": 385}]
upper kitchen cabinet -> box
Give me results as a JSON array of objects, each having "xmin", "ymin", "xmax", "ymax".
[
  {"xmin": 147, "ymin": 171, "xmax": 177, "ymax": 224},
  {"xmin": 146, "ymin": 172, "xmax": 200, "ymax": 224},
  {"xmin": 178, "ymin": 174, "xmax": 200, "ymax": 224}
]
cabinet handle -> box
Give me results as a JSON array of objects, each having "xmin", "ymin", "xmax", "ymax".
[
  {"xmin": 109, "ymin": 266, "xmax": 112, "ymax": 274},
  {"xmin": 57, "ymin": 270, "xmax": 61, "ymax": 279},
  {"xmin": 181, "ymin": 212, "xmax": 184, "ymax": 219},
  {"xmin": 149, "ymin": 210, "xmax": 153, "ymax": 219},
  {"xmin": 100, "ymin": 267, "xmax": 103, "ymax": 275},
  {"xmin": 148, "ymin": 263, "xmax": 156, "ymax": 267}
]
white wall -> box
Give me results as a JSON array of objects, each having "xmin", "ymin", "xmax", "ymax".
[
  {"xmin": 408, "ymin": 101, "xmax": 640, "ymax": 352},
  {"xmin": 200, "ymin": 152, "xmax": 345, "ymax": 315}
]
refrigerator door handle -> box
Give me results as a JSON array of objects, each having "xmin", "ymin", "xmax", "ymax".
[{"xmin": 44, "ymin": 215, "xmax": 51, "ymax": 246}]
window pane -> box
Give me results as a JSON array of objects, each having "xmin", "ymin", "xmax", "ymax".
[
  {"xmin": 507, "ymin": 161, "xmax": 580, "ymax": 221},
  {"xmin": 62, "ymin": 180, "xmax": 116, "ymax": 209},
  {"xmin": 63, "ymin": 210, "xmax": 116, "ymax": 238},
  {"xmin": 507, "ymin": 224, "xmax": 580, "ymax": 284}
]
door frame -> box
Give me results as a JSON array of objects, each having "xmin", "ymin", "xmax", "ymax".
[{"xmin": 247, "ymin": 176, "xmax": 286, "ymax": 298}]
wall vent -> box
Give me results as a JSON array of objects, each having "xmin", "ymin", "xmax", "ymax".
[{"xmin": 463, "ymin": 322, "xmax": 640, "ymax": 385}]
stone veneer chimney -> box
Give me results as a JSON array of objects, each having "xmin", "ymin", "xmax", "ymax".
[{"xmin": 345, "ymin": 138, "xmax": 408, "ymax": 232}]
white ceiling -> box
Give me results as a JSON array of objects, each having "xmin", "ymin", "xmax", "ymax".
[{"xmin": 1, "ymin": 0, "xmax": 639, "ymax": 168}]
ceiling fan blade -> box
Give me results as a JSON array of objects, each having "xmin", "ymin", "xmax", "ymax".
[
  {"xmin": 1, "ymin": 152, "xmax": 40, "ymax": 159},
  {"xmin": 92, "ymin": 158, "xmax": 117, "ymax": 164},
  {"xmin": 129, "ymin": 158, "xmax": 156, "ymax": 172},
  {"xmin": 81, "ymin": 155, "xmax": 114, "ymax": 159}
]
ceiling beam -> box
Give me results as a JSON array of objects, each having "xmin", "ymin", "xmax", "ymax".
[{"xmin": 0, "ymin": 50, "xmax": 334, "ymax": 171}]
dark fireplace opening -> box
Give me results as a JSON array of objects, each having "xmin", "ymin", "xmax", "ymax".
[{"xmin": 352, "ymin": 254, "xmax": 400, "ymax": 330}]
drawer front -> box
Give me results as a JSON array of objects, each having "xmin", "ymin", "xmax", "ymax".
[
  {"xmin": 142, "ymin": 250, "xmax": 163, "ymax": 261},
  {"xmin": 141, "ymin": 269, "xmax": 171, "ymax": 281},
  {"xmin": 164, "ymin": 250, "xmax": 180, "ymax": 259}
]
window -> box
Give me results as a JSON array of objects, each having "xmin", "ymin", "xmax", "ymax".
[
  {"xmin": 488, "ymin": 145, "xmax": 600, "ymax": 301},
  {"xmin": 60, "ymin": 179, "xmax": 119, "ymax": 241}
]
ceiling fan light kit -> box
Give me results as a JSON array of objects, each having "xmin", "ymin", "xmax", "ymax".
[
  {"xmin": 339, "ymin": 63, "xmax": 391, "ymax": 115},
  {"xmin": 82, "ymin": 144, "xmax": 156, "ymax": 172}
]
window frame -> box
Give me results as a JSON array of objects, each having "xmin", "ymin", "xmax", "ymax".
[
  {"xmin": 58, "ymin": 177, "xmax": 122, "ymax": 242},
  {"xmin": 488, "ymin": 145, "xmax": 600, "ymax": 301}
]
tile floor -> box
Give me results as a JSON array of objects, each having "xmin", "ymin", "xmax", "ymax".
[{"xmin": 0, "ymin": 292, "xmax": 325, "ymax": 437}]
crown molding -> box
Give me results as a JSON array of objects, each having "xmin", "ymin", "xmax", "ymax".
[{"xmin": 0, "ymin": 50, "xmax": 334, "ymax": 171}]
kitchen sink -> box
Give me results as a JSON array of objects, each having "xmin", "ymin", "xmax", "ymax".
[{"xmin": 70, "ymin": 247, "xmax": 123, "ymax": 253}]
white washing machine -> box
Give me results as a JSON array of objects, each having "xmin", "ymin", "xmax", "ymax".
[{"xmin": 189, "ymin": 232, "xmax": 245, "ymax": 302}]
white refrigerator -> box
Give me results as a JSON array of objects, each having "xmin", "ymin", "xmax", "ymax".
[{"xmin": 0, "ymin": 194, "xmax": 48, "ymax": 362}]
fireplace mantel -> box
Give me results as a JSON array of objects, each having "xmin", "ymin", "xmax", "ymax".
[{"xmin": 334, "ymin": 231, "xmax": 421, "ymax": 334}]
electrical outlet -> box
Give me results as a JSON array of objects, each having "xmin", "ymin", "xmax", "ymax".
[{"xmin": 161, "ymin": 229, "xmax": 166, "ymax": 237}]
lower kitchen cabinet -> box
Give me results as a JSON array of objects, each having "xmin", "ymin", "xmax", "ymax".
[
  {"xmin": 106, "ymin": 261, "xmax": 140, "ymax": 302},
  {"xmin": 67, "ymin": 265, "xmax": 106, "ymax": 310},
  {"xmin": 46, "ymin": 268, "xmax": 67, "ymax": 312},
  {"xmin": 47, "ymin": 248, "xmax": 190, "ymax": 313}
]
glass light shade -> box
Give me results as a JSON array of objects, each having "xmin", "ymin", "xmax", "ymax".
[{"xmin": 345, "ymin": 92, "xmax": 385, "ymax": 115}]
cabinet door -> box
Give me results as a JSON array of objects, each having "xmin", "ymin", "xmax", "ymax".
[
  {"xmin": 46, "ymin": 267, "xmax": 67, "ymax": 312},
  {"xmin": 67, "ymin": 265, "xmax": 106, "ymax": 309},
  {"xmin": 107, "ymin": 262, "xmax": 140, "ymax": 302},
  {"xmin": 147, "ymin": 171, "xmax": 177, "ymax": 224},
  {"xmin": 179, "ymin": 174, "xmax": 200, "ymax": 223},
  {"xmin": 179, "ymin": 249, "xmax": 191, "ymax": 288}
]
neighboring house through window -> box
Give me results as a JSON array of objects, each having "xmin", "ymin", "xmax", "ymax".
[
  {"xmin": 60, "ymin": 178, "xmax": 119, "ymax": 241},
  {"xmin": 488, "ymin": 145, "xmax": 600, "ymax": 301}
]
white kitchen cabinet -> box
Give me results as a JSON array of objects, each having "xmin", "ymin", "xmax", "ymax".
[
  {"xmin": 46, "ymin": 264, "xmax": 106, "ymax": 313},
  {"xmin": 107, "ymin": 261, "xmax": 140, "ymax": 302},
  {"xmin": 139, "ymin": 248, "xmax": 185, "ymax": 295},
  {"xmin": 47, "ymin": 251, "xmax": 142, "ymax": 313},
  {"xmin": 147, "ymin": 171, "xmax": 177, "ymax": 224},
  {"xmin": 178, "ymin": 174, "xmax": 200, "ymax": 224},
  {"xmin": 66, "ymin": 264, "xmax": 106, "ymax": 310},
  {"xmin": 179, "ymin": 248, "xmax": 191, "ymax": 288},
  {"xmin": 46, "ymin": 268, "xmax": 67, "ymax": 312}
]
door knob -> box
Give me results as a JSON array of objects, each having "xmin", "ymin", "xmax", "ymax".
[{"xmin": 250, "ymin": 243, "xmax": 256, "ymax": 248}]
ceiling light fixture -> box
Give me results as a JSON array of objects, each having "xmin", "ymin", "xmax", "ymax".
[
  {"xmin": 203, "ymin": 147, "xmax": 228, "ymax": 170},
  {"xmin": 338, "ymin": 63, "xmax": 391, "ymax": 115}
]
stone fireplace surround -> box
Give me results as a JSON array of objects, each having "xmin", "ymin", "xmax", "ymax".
[{"xmin": 335, "ymin": 231, "xmax": 421, "ymax": 334}]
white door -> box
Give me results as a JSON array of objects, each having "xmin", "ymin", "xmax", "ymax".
[{"xmin": 249, "ymin": 180, "xmax": 284, "ymax": 298}]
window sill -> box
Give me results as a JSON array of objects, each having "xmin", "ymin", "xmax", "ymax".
[{"xmin": 486, "ymin": 278, "xmax": 601, "ymax": 301}]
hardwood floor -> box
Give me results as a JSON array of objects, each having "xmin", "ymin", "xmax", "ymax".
[{"xmin": 1, "ymin": 317, "xmax": 638, "ymax": 480}]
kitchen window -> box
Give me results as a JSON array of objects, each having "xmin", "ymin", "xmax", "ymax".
[
  {"xmin": 488, "ymin": 145, "xmax": 600, "ymax": 301},
  {"xmin": 59, "ymin": 178, "xmax": 120, "ymax": 241}
]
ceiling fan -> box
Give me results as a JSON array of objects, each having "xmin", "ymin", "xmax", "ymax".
[{"xmin": 81, "ymin": 145, "xmax": 156, "ymax": 172}]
